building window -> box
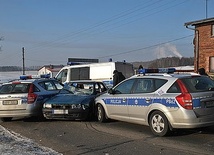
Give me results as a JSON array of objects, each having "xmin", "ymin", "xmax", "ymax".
[{"xmin": 209, "ymin": 57, "xmax": 214, "ymax": 73}]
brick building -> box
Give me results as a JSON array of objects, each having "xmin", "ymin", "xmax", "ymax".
[{"xmin": 184, "ymin": 17, "xmax": 214, "ymax": 75}]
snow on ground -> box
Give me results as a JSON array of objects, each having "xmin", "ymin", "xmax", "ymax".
[{"xmin": 0, "ymin": 125, "xmax": 61, "ymax": 155}]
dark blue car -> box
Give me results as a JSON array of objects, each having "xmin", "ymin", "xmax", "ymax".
[{"xmin": 42, "ymin": 80, "xmax": 107, "ymax": 120}]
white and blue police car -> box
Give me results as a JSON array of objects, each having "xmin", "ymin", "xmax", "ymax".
[
  {"xmin": 95, "ymin": 68, "xmax": 214, "ymax": 136},
  {"xmin": 0, "ymin": 74, "xmax": 63, "ymax": 122}
]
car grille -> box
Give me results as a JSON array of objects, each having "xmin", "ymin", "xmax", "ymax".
[{"xmin": 51, "ymin": 104, "xmax": 77, "ymax": 109}]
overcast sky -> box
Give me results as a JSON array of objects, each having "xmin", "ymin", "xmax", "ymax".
[{"xmin": 0, "ymin": 0, "xmax": 214, "ymax": 67}]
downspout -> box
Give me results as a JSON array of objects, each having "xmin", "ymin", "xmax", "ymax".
[{"xmin": 185, "ymin": 25, "xmax": 199, "ymax": 72}]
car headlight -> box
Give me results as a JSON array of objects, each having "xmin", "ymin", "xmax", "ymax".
[{"xmin": 43, "ymin": 103, "xmax": 52, "ymax": 108}]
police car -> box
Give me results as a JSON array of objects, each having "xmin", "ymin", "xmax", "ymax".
[
  {"xmin": 95, "ymin": 68, "xmax": 214, "ymax": 136},
  {"xmin": 0, "ymin": 74, "xmax": 63, "ymax": 122}
]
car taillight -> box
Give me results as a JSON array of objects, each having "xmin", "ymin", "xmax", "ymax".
[
  {"xmin": 27, "ymin": 84, "xmax": 37, "ymax": 104},
  {"xmin": 175, "ymin": 79, "xmax": 193, "ymax": 110}
]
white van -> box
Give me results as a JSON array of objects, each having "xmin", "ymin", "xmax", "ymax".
[{"xmin": 55, "ymin": 62, "xmax": 134, "ymax": 87}]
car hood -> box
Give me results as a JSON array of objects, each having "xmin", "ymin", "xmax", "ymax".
[{"xmin": 45, "ymin": 94, "xmax": 95, "ymax": 104}]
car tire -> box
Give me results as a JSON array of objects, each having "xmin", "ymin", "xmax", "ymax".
[
  {"xmin": 149, "ymin": 111, "xmax": 170, "ymax": 136},
  {"xmin": 97, "ymin": 104, "xmax": 107, "ymax": 123},
  {"xmin": 1, "ymin": 117, "xmax": 12, "ymax": 122}
]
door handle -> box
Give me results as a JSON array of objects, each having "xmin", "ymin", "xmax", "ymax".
[{"xmin": 145, "ymin": 98, "xmax": 151, "ymax": 103}]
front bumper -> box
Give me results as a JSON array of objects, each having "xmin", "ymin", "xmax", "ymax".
[{"xmin": 43, "ymin": 108, "xmax": 90, "ymax": 120}]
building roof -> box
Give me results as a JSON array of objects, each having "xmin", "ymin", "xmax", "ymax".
[
  {"xmin": 45, "ymin": 68, "xmax": 62, "ymax": 72},
  {"xmin": 38, "ymin": 65, "xmax": 64, "ymax": 71},
  {"xmin": 184, "ymin": 17, "xmax": 214, "ymax": 26}
]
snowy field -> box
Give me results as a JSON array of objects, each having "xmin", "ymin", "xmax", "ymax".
[
  {"xmin": 0, "ymin": 125, "xmax": 61, "ymax": 155},
  {"xmin": 0, "ymin": 71, "xmax": 38, "ymax": 84}
]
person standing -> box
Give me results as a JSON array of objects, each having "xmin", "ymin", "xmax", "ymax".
[
  {"xmin": 113, "ymin": 70, "xmax": 125, "ymax": 87},
  {"xmin": 198, "ymin": 68, "xmax": 208, "ymax": 76}
]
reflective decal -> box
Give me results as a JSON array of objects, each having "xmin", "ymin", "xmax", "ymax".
[
  {"xmin": 157, "ymin": 90, "xmax": 164, "ymax": 96},
  {"xmin": 110, "ymin": 99, "xmax": 122, "ymax": 104}
]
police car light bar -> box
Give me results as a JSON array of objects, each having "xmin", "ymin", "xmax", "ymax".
[
  {"xmin": 138, "ymin": 68, "xmax": 176, "ymax": 74},
  {"xmin": 20, "ymin": 74, "xmax": 50, "ymax": 80},
  {"xmin": 20, "ymin": 75, "xmax": 33, "ymax": 80}
]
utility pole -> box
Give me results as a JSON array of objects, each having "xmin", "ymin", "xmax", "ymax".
[
  {"xmin": 22, "ymin": 47, "xmax": 25, "ymax": 75},
  {"xmin": 0, "ymin": 36, "xmax": 3, "ymax": 52}
]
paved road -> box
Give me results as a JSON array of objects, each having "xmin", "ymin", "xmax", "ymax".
[{"xmin": 1, "ymin": 118, "xmax": 214, "ymax": 155}]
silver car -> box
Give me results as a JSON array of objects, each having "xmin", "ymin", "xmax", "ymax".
[
  {"xmin": 0, "ymin": 76, "xmax": 63, "ymax": 121},
  {"xmin": 95, "ymin": 69, "xmax": 214, "ymax": 136}
]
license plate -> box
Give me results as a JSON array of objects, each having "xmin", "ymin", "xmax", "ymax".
[
  {"xmin": 53, "ymin": 109, "xmax": 68, "ymax": 114},
  {"xmin": 3, "ymin": 100, "xmax": 18, "ymax": 105},
  {"xmin": 206, "ymin": 101, "xmax": 214, "ymax": 108}
]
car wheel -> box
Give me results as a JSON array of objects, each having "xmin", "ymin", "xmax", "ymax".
[
  {"xmin": 1, "ymin": 117, "xmax": 12, "ymax": 122},
  {"xmin": 97, "ymin": 104, "xmax": 107, "ymax": 122},
  {"xmin": 149, "ymin": 111, "xmax": 170, "ymax": 136}
]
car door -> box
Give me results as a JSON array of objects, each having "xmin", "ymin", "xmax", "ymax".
[
  {"xmin": 127, "ymin": 78, "xmax": 156, "ymax": 124},
  {"xmin": 105, "ymin": 79, "xmax": 136, "ymax": 121}
]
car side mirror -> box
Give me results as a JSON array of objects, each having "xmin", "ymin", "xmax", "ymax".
[{"xmin": 108, "ymin": 88, "xmax": 115, "ymax": 94}]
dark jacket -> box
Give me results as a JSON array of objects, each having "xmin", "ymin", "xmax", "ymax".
[
  {"xmin": 113, "ymin": 71, "xmax": 125, "ymax": 87},
  {"xmin": 198, "ymin": 68, "xmax": 208, "ymax": 76}
]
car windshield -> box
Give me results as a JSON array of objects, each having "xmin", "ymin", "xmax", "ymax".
[
  {"xmin": 181, "ymin": 76, "xmax": 214, "ymax": 92},
  {"xmin": 61, "ymin": 82, "xmax": 94, "ymax": 95}
]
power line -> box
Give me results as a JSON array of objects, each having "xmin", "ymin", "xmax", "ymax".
[
  {"xmin": 0, "ymin": 36, "xmax": 3, "ymax": 52},
  {"xmin": 96, "ymin": 34, "xmax": 194, "ymax": 59},
  {"xmin": 16, "ymin": 34, "xmax": 194, "ymax": 65},
  {"xmin": 27, "ymin": 0, "xmax": 184, "ymax": 52},
  {"xmin": 26, "ymin": 0, "xmax": 157, "ymax": 51},
  {"xmin": 28, "ymin": 0, "xmax": 189, "ymax": 58},
  {"xmin": 1, "ymin": 0, "xmax": 193, "ymax": 65}
]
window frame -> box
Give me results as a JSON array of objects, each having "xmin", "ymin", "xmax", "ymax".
[
  {"xmin": 113, "ymin": 79, "xmax": 136, "ymax": 94},
  {"xmin": 212, "ymin": 25, "xmax": 214, "ymax": 37},
  {"xmin": 209, "ymin": 56, "xmax": 214, "ymax": 73}
]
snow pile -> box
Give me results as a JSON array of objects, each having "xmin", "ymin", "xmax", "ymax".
[{"xmin": 0, "ymin": 125, "xmax": 61, "ymax": 155}]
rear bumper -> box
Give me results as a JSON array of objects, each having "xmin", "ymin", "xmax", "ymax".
[
  {"xmin": 0, "ymin": 110, "xmax": 33, "ymax": 118},
  {"xmin": 0, "ymin": 104, "xmax": 42, "ymax": 118},
  {"xmin": 169, "ymin": 113, "xmax": 214, "ymax": 129}
]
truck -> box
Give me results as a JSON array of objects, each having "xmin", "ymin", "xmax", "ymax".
[{"xmin": 55, "ymin": 61, "xmax": 134, "ymax": 87}]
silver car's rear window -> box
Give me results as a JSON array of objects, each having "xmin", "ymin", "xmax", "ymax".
[
  {"xmin": 0, "ymin": 83, "xmax": 30, "ymax": 94},
  {"xmin": 180, "ymin": 76, "xmax": 214, "ymax": 93}
]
